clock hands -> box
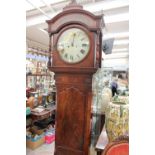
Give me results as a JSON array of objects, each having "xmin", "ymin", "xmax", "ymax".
[{"xmin": 71, "ymin": 33, "xmax": 76, "ymax": 47}]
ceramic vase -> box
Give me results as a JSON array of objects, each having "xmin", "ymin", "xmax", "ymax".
[{"xmin": 105, "ymin": 100, "xmax": 129, "ymax": 142}]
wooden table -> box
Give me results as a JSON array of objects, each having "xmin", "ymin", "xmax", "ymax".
[
  {"xmin": 30, "ymin": 105, "xmax": 56, "ymax": 122},
  {"xmin": 95, "ymin": 126, "xmax": 109, "ymax": 155}
]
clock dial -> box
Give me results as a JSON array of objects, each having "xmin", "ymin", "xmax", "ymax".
[{"xmin": 57, "ymin": 28, "xmax": 90, "ymax": 63}]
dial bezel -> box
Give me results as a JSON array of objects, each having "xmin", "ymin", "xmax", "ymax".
[{"xmin": 56, "ymin": 25, "xmax": 91, "ymax": 64}]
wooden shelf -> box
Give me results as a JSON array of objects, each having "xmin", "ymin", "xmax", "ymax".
[{"xmin": 27, "ymin": 50, "xmax": 49, "ymax": 56}]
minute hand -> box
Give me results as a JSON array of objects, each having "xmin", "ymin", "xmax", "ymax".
[{"xmin": 71, "ymin": 33, "xmax": 76, "ymax": 46}]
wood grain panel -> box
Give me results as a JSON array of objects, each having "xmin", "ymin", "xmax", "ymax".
[
  {"xmin": 56, "ymin": 87, "xmax": 85, "ymax": 150},
  {"xmin": 57, "ymin": 146, "xmax": 84, "ymax": 155}
]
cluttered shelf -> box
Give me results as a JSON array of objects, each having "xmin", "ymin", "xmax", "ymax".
[
  {"xmin": 30, "ymin": 105, "xmax": 56, "ymax": 122},
  {"xmin": 26, "ymin": 73, "xmax": 51, "ymax": 76},
  {"xmin": 26, "ymin": 82, "xmax": 56, "ymax": 150},
  {"xmin": 26, "ymin": 104, "xmax": 56, "ymax": 150}
]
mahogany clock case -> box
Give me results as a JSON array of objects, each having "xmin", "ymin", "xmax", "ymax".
[
  {"xmin": 46, "ymin": 2, "xmax": 104, "ymax": 155},
  {"xmin": 47, "ymin": 5, "xmax": 104, "ymax": 72}
]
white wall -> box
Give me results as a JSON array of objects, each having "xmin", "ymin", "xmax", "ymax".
[{"xmin": 102, "ymin": 58, "xmax": 129, "ymax": 71}]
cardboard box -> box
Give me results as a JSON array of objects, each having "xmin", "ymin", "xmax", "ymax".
[{"xmin": 26, "ymin": 135, "xmax": 45, "ymax": 150}]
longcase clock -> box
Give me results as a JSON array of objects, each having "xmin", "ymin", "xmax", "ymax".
[{"xmin": 46, "ymin": 1, "xmax": 104, "ymax": 155}]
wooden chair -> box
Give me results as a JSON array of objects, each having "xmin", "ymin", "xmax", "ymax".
[{"xmin": 102, "ymin": 136, "xmax": 129, "ymax": 155}]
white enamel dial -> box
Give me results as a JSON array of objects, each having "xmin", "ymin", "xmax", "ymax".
[{"xmin": 57, "ymin": 28, "xmax": 90, "ymax": 63}]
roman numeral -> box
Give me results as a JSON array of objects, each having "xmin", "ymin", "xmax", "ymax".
[
  {"xmin": 70, "ymin": 55, "xmax": 73, "ymax": 60},
  {"xmin": 80, "ymin": 49, "xmax": 85, "ymax": 54},
  {"xmin": 64, "ymin": 53, "xmax": 68, "ymax": 58},
  {"xmin": 82, "ymin": 43, "xmax": 88, "ymax": 47}
]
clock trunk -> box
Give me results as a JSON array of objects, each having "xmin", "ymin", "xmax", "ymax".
[{"xmin": 54, "ymin": 73, "xmax": 94, "ymax": 155}]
